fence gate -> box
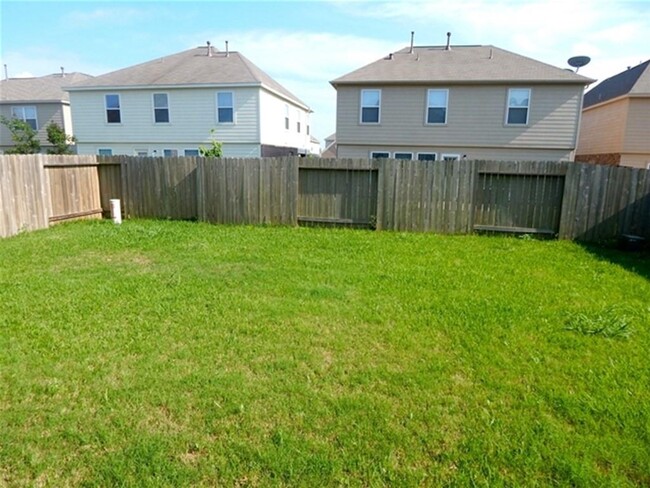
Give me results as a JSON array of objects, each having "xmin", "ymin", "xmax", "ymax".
[
  {"xmin": 298, "ymin": 159, "xmax": 378, "ymax": 228},
  {"xmin": 472, "ymin": 161, "xmax": 567, "ymax": 236}
]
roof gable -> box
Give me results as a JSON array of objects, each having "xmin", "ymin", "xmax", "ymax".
[
  {"xmin": 583, "ymin": 60, "xmax": 650, "ymax": 108},
  {"xmin": 331, "ymin": 45, "xmax": 594, "ymax": 85},
  {"xmin": 0, "ymin": 72, "xmax": 93, "ymax": 102},
  {"xmin": 66, "ymin": 46, "xmax": 308, "ymax": 109}
]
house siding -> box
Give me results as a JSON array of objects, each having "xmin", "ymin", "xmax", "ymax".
[
  {"xmin": 337, "ymin": 144, "xmax": 572, "ymax": 161},
  {"xmin": 576, "ymin": 98, "xmax": 628, "ymax": 155},
  {"xmin": 336, "ymin": 84, "xmax": 583, "ymax": 152},
  {"xmin": 76, "ymin": 142, "xmax": 260, "ymax": 158},
  {"xmin": 624, "ymin": 98, "xmax": 650, "ymax": 154},
  {"xmin": 258, "ymin": 89, "xmax": 311, "ymax": 152},
  {"xmin": 0, "ymin": 102, "xmax": 67, "ymax": 152},
  {"xmin": 69, "ymin": 87, "xmax": 260, "ymax": 146}
]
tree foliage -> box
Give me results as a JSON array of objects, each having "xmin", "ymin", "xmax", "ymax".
[
  {"xmin": 199, "ymin": 129, "xmax": 223, "ymax": 158},
  {"xmin": 0, "ymin": 116, "xmax": 41, "ymax": 154},
  {"xmin": 46, "ymin": 122, "xmax": 77, "ymax": 154}
]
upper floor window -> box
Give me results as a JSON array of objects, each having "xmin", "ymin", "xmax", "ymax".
[
  {"xmin": 105, "ymin": 94, "xmax": 121, "ymax": 124},
  {"xmin": 98, "ymin": 148, "xmax": 113, "ymax": 156},
  {"xmin": 441, "ymin": 154, "xmax": 460, "ymax": 161},
  {"xmin": 370, "ymin": 151, "xmax": 390, "ymax": 159},
  {"xmin": 506, "ymin": 88, "xmax": 530, "ymax": 125},
  {"xmin": 163, "ymin": 149, "xmax": 178, "ymax": 157},
  {"xmin": 394, "ymin": 152, "xmax": 413, "ymax": 160},
  {"xmin": 284, "ymin": 105, "xmax": 290, "ymax": 130},
  {"xmin": 417, "ymin": 153, "xmax": 437, "ymax": 161},
  {"xmin": 217, "ymin": 92, "xmax": 234, "ymax": 123},
  {"xmin": 153, "ymin": 93, "xmax": 169, "ymax": 123},
  {"xmin": 296, "ymin": 110, "xmax": 301, "ymax": 133},
  {"xmin": 360, "ymin": 89, "xmax": 381, "ymax": 124},
  {"xmin": 426, "ymin": 89, "xmax": 448, "ymax": 124},
  {"xmin": 184, "ymin": 149, "xmax": 199, "ymax": 157},
  {"xmin": 307, "ymin": 124, "xmax": 310, "ymax": 136},
  {"xmin": 11, "ymin": 106, "xmax": 38, "ymax": 130}
]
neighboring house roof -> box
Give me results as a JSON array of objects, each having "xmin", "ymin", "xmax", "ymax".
[
  {"xmin": 331, "ymin": 45, "xmax": 594, "ymax": 85},
  {"xmin": 0, "ymin": 72, "xmax": 93, "ymax": 103},
  {"xmin": 309, "ymin": 135, "xmax": 319, "ymax": 144},
  {"xmin": 66, "ymin": 46, "xmax": 310, "ymax": 110},
  {"xmin": 583, "ymin": 60, "xmax": 650, "ymax": 108}
]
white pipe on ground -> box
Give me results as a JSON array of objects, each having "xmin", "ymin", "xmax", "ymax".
[{"xmin": 110, "ymin": 199, "xmax": 122, "ymax": 224}]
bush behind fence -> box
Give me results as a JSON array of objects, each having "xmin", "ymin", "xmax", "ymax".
[{"xmin": 1, "ymin": 154, "xmax": 648, "ymax": 242}]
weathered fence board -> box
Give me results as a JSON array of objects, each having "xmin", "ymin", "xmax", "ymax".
[{"xmin": 1, "ymin": 155, "xmax": 649, "ymax": 242}]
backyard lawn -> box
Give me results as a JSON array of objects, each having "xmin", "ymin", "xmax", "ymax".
[{"xmin": 1, "ymin": 220, "xmax": 649, "ymax": 486}]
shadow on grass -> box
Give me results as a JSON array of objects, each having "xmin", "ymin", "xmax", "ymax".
[{"xmin": 578, "ymin": 241, "xmax": 650, "ymax": 282}]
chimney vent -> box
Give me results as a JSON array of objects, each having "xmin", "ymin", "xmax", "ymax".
[
  {"xmin": 409, "ymin": 31, "xmax": 415, "ymax": 54},
  {"xmin": 225, "ymin": 40, "xmax": 229, "ymax": 57},
  {"xmin": 388, "ymin": 53, "xmax": 393, "ymax": 60},
  {"xmin": 207, "ymin": 41, "xmax": 212, "ymax": 57},
  {"xmin": 445, "ymin": 32, "xmax": 451, "ymax": 50},
  {"xmin": 3, "ymin": 64, "xmax": 8, "ymax": 80},
  {"xmin": 60, "ymin": 66, "xmax": 65, "ymax": 77}
]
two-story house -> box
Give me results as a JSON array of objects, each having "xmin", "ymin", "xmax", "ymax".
[
  {"xmin": 66, "ymin": 44, "xmax": 313, "ymax": 158},
  {"xmin": 576, "ymin": 60, "xmax": 650, "ymax": 169},
  {"xmin": 0, "ymin": 71, "xmax": 92, "ymax": 153},
  {"xmin": 331, "ymin": 43, "xmax": 594, "ymax": 161}
]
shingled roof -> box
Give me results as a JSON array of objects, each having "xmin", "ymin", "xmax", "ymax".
[
  {"xmin": 66, "ymin": 46, "xmax": 309, "ymax": 109},
  {"xmin": 583, "ymin": 60, "xmax": 650, "ymax": 108},
  {"xmin": 331, "ymin": 45, "xmax": 594, "ymax": 85},
  {"xmin": 0, "ymin": 72, "xmax": 93, "ymax": 103}
]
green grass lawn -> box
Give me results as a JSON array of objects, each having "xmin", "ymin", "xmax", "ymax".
[{"xmin": 1, "ymin": 220, "xmax": 649, "ymax": 487}]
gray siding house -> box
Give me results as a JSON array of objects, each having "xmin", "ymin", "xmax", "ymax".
[
  {"xmin": 331, "ymin": 44, "xmax": 594, "ymax": 161},
  {"xmin": 0, "ymin": 72, "xmax": 92, "ymax": 153},
  {"xmin": 65, "ymin": 44, "xmax": 313, "ymax": 158}
]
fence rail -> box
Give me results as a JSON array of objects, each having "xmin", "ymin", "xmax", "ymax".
[{"xmin": 1, "ymin": 154, "xmax": 649, "ymax": 242}]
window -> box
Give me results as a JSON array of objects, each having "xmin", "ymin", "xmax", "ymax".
[
  {"xmin": 98, "ymin": 148, "xmax": 113, "ymax": 156},
  {"xmin": 506, "ymin": 88, "xmax": 530, "ymax": 125},
  {"xmin": 370, "ymin": 151, "xmax": 390, "ymax": 159},
  {"xmin": 105, "ymin": 94, "xmax": 121, "ymax": 123},
  {"xmin": 135, "ymin": 149, "xmax": 148, "ymax": 157},
  {"xmin": 360, "ymin": 89, "xmax": 381, "ymax": 124},
  {"xmin": 163, "ymin": 149, "xmax": 178, "ymax": 157},
  {"xmin": 184, "ymin": 149, "xmax": 200, "ymax": 157},
  {"xmin": 441, "ymin": 154, "xmax": 460, "ymax": 161},
  {"xmin": 394, "ymin": 152, "xmax": 413, "ymax": 160},
  {"xmin": 11, "ymin": 106, "xmax": 38, "ymax": 130},
  {"xmin": 153, "ymin": 93, "xmax": 169, "ymax": 123},
  {"xmin": 417, "ymin": 153, "xmax": 437, "ymax": 161},
  {"xmin": 284, "ymin": 105, "xmax": 289, "ymax": 130},
  {"xmin": 426, "ymin": 89, "xmax": 448, "ymax": 124},
  {"xmin": 307, "ymin": 125, "xmax": 310, "ymax": 136},
  {"xmin": 217, "ymin": 92, "xmax": 234, "ymax": 123}
]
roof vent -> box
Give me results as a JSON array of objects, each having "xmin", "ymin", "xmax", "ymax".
[
  {"xmin": 445, "ymin": 32, "xmax": 451, "ymax": 51},
  {"xmin": 409, "ymin": 31, "xmax": 415, "ymax": 54},
  {"xmin": 4, "ymin": 64, "xmax": 8, "ymax": 80},
  {"xmin": 225, "ymin": 40, "xmax": 229, "ymax": 57},
  {"xmin": 207, "ymin": 41, "xmax": 212, "ymax": 57},
  {"xmin": 60, "ymin": 66, "xmax": 65, "ymax": 77}
]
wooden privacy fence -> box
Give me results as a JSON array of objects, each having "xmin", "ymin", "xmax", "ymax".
[{"xmin": 1, "ymin": 154, "xmax": 649, "ymax": 242}]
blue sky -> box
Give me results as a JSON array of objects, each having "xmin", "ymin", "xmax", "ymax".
[{"xmin": 1, "ymin": 0, "xmax": 649, "ymax": 142}]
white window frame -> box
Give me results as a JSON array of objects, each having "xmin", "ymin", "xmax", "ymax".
[
  {"xmin": 105, "ymin": 94, "xmax": 121, "ymax": 124},
  {"xmin": 394, "ymin": 152, "xmax": 413, "ymax": 160},
  {"xmin": 417, "ymin": 152, "xmax": 437, "ymax": 161},
  {"xmin": 152, "ymin": 93, "xmax": 170, "ymax": 124},
  {"xmin": 284, "ymin": 104, "xmax": 290, "ymax": 130},
  {"xmin": 135, "ymin": 149, "xmax": 149, "ymax": 157},
  {"xmin": 426, "ymin": 89, "xmax": 448, "ymax": 125},
  {"xmin": 97, "ymin": 148, "xmax": 113, "ymax": 156},
  {"xmin": 216, "ymin": 91, "xmax": 234, "ymax": 124},
  {"xmin": 505, "ymin": 88, "xmax": 531, "ymax": 126},
  {"xmin": 11, "ymin": 106, "xmax": 38, "ymax": 130},
  {"xmin": 441, "ymin": 153, "xmax": 461, "ymax": 161},
  {"xmin": 163, "ymin": 149, "xmax": 178, "ymax": 157},
  {"xmin": 370, "ymin": 151, "xmax": 390, "ymax": 159},
  {"xmin": 360, "ymin": 89, "xmax": 381, "ymax": 124},
  {"xmin": 184, "ymin": 149, "xmax": 200, "ymax": 157}
]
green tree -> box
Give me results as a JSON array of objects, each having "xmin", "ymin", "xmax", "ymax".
[
  {"xmin": 0, "ymin": 116, "xmax": 41, "ymax": 154},
  {"xmin": 199, "ymin": 129, "xmax": 223, "ymax": 157},
  {"xmin": 46, "ymin": 122, "xmax": 77, "ymax": 154}
]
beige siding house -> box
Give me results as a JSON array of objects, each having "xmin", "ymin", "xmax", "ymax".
[
  {"xmin": 66, "ymin": 45, "xmax": 312, "ymax": 158},
  {"xmin": 0, "ymin": 72, "xmax": 92, "ymax": 153},
  {"xmin": 331, "ymin": 44, "xmax": 593, "ymax": 161},
  {"xmin": 576, "ymin": 60, "xmax": 650, "ymax": 169}
]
